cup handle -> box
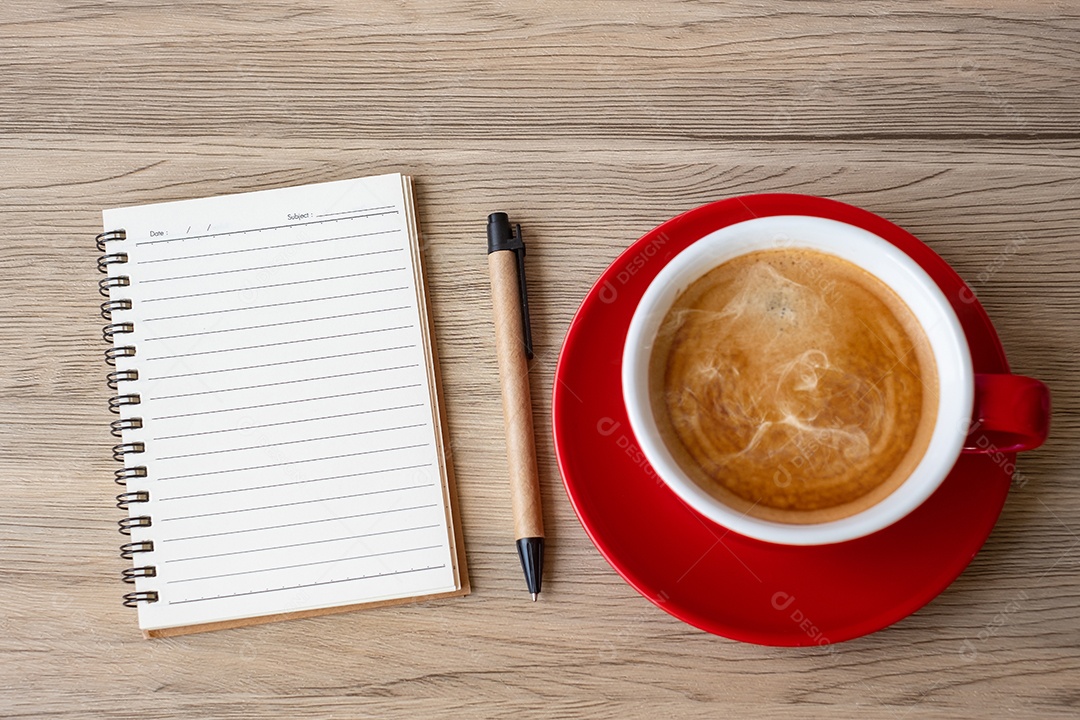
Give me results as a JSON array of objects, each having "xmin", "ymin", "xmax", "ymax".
[{"xmin": 963, "ymin": 374, "xmax": 1051, "ymax": 454}]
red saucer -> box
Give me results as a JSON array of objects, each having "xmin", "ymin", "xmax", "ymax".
[{"xmin": 552, "ymin": 194, "xmax": 1013, "ymax": 646}]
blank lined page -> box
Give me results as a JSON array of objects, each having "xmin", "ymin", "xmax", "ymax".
[{"xmin": 102, "ymin": 173, "xmax": 462, "ymax": 632}]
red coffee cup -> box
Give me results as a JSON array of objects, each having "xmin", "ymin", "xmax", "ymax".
[
  {"xmin": 964, "ymin": 374, "xmax": 1050, "ymax": 453},
  {"xmin": 622, "ymin": 215, "xmax": 1051, "ymax": 545}
]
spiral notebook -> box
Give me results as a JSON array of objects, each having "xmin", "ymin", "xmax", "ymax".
[{"xmin": 97, "ymin": 173, "xmax": 468, "ymax": 637}]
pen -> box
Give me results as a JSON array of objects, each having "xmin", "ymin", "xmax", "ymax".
[{"xmin": 486, "ymin": 212, "xmax": 544, "ymax": 601}]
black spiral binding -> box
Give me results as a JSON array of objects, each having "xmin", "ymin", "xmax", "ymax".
[
  {"xmin": 97, "ymin": 230, "xmax": 157, "ymax": 608},
  {"xmin": 123, "ymin": 591, "xmax": 159, "ymax": 607}
]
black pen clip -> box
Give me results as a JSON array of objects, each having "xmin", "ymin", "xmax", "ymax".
[{"xmin": 487, "ymin": 212, "xmax": 534, "ymax": 359}]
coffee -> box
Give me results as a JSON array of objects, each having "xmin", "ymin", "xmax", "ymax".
[{"xmin": 648, "ymin": 248, "xmax": 938, "ymax": 524}]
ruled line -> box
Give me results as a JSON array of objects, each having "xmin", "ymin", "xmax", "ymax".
[
  {"xmin": 168, "ymin": 565, "xmax": 445, "ymax": 605},
  {"xmin": 165, "ymin": 503, "xmax": 437, "ymax": 542},
  {"xmin": 155, "ymin": 443, "xmax": 429, "ymax": 481},
  {"xmin": 158, "ymin": 463, "xmax": 432, "ymax": 501},
  {"xmin": 140, "ymin": 229, "xmax": 401, "ymax": 264},
  {"xmin": 156, "ymin": 423, "xmax": 426, "ymax": 461},
  {"xmin": 142, "ymin": 287, "xmax": 408, "ymax": 322},
  {"xmin": 165, "ymin": 523, "xmax": 440, "ymax": 563},
  {"xmin": 142, "ymin": 249, "xmax": 405, "ymax": 284},
  {"xmin": 149, "ymin": 344, "xmax": 414, "ymax": 380},
  {"xmin": 152, "ymin": 364, "xmax": 418, "ymax": 401},
  {"xmin": 167, "ymin": 545, "xmax": 444, "ymax": 585},
  {"xmin": 141, "ymin": 267, "xmax": 404, "ymax": 303},
  {"xmin": 145, "ymin": 326, "xmax": 412, "ymax": 362},
  {"xmin": 161, "ymin": 483, "xmax": 434, "ymax": 521},
  {"xmin": 318, "ymin": 206, "xmax": 393, "ymax": 218},
  {"xmin": 151, "ymin": 383, "xmax": 422, "ymax": 421},
  {"xmin": 144, "ymin": 307, "xmax": 411, "ymax": 342},
  {"xmin": 135, "ymin": 208, "xmax": 399, "ymax": 246},
  {"xmin": 153, "ymin": 404, "xmax": 424, "ymax": 441}
]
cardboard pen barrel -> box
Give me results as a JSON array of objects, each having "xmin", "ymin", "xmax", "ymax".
[{"xmin": 488, "ymin": 251, "xmax": 545, "ymax": 540}]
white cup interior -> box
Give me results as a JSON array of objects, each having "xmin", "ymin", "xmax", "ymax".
[{"xmin": 622, "ymin": 215, "xmax": 973, "ymax": 545}]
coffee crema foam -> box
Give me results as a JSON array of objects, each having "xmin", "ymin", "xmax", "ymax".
[{"xmin": 649, "ymin": 248, "xmax": 938, "ymax": 524}]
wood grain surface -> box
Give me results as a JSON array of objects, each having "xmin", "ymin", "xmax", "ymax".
[{"xmin": 2, "ymin": 1, "xmax": 1079, "ymax": 718}]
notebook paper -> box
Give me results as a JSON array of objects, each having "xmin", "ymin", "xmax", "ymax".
[{"xmin": 102, "ymin": 173, "xmax": 465, "ymax": 633}]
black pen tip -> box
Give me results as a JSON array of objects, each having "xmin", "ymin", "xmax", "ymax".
[{"xmin": 516, "ymin": 536, "xmax": 544, "ymax": 599}]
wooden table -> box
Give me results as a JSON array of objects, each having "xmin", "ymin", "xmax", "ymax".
[{"xmin": 3, "ymin": 2, "xmax": 1078, "ymax": 717}]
